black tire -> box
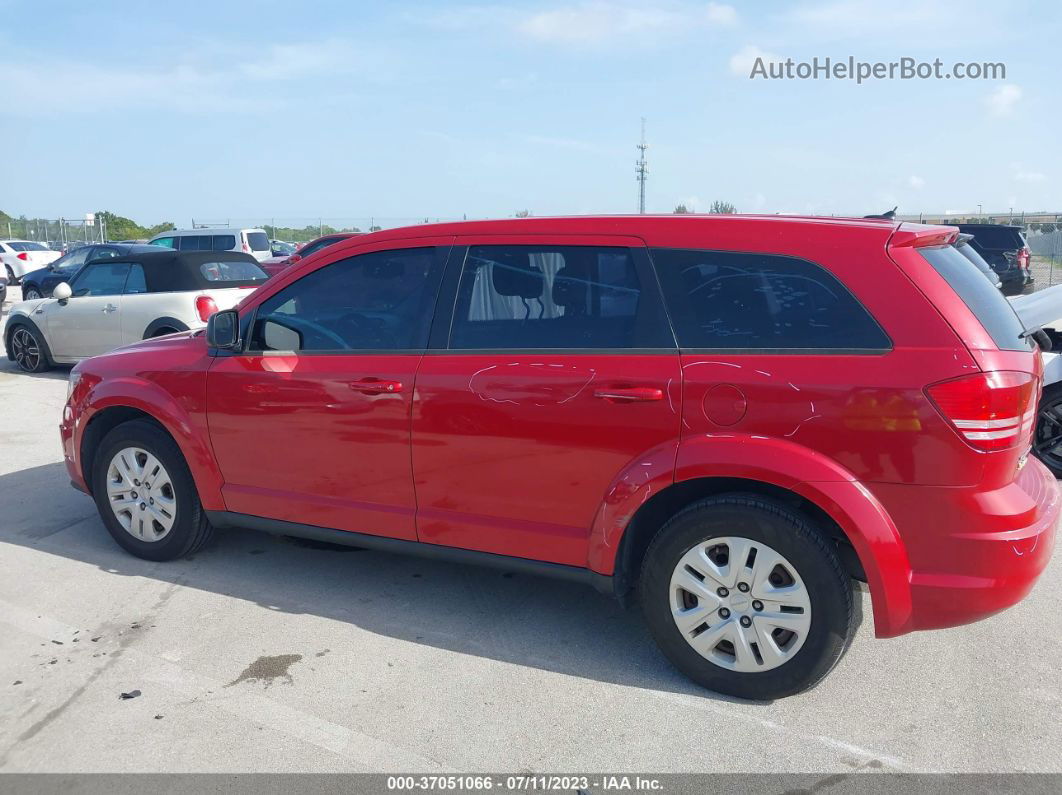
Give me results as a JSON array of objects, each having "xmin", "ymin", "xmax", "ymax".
[
  {"xmin": 1033, "ymin": 383, "xmax": 1062, "ymax": 477},
  {"xmin": 147, "ymin": 327, "xmax": 179, "ymax": 339},
  {"xmin": 90, "ymin": 419, "xmax": 214, "ymax": 561},
  {"xmin": 5, "ymin": 265, "xmax": 17, "ymax": 285},
  {"xmin": 8, "ymin": 323, "xmax": 52, "ymax": 373},
  {"xmin": 22, "ymin": 286, "xmax": 43, "ymax": 300},
  {"xmin": 639, "ymin": 494, "xmax": 855, "ymax": 700}
]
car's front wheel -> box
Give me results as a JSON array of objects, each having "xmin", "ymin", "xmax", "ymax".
[
  {"xmin": 91, "ymin": 419, "xmax": 214, "ymax": 561},
  {"xmin": 639, "ymin": 494, "xmax": 855, "ymax": 700},
  {"xmin": 9, "ymin": 325, "xmax": 52, "ymax": 373},
  {"xmin": 22, "ymin": 285, "xmax": 42, "ymax": 300},
  {"xmin": 1033, "ymin": 383, "xmax": 1062, "ymax": 477}
]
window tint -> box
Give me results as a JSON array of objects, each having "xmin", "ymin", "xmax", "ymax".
[
  {"xmin": 299, "ymin": 237, "xmax": 341, "ymax": 257},
  {"xmin": 90, "ymin": 247, "xmax": 120, "ymax": 260},
  {"xmin": 250, "ymin": 247, "xmax": 442, "ymax": 352},
  {"xmin": 124, "ymin": 264, "xmax": 147, "ymax": 294},
  {"xmin": 7, "ymin": 241, "xmax": 48, "ymax": 252},
  {"xmin": 70, "ymin": 262, "xmax": 131, "ymax": 297},
  {"xmin": 652, "ymin": 249, "xmax": 890, "ymax": 351},
  {"xmin": 959, "ymin": 226, "xmax": 1025, "ymax": 250},
  {"xmin": 449, "ymin": 246, "xmax": 671, "ymax": 350},
  {"xmin": 152, "ymin": 237, "xmax": 176, "ymax": 249},
  {"xmin": 246, "ymin": 232, "xmax": 270, "ymax": 252},
  {"xmin": 212, "ymin": 235, "xmax": 237, "ymax": 251},
  {"xmin": 920, "ymin": 246, "xmax": 1031, "ymax": 352},
  {"xmin": 200, "ymin": 260, "xmax": 268, "ymax": 282}
]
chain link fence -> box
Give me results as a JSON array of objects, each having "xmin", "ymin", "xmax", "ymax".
[{"xmin": 1, "ymin": 218, "xmax": 106, "ymax": 248}]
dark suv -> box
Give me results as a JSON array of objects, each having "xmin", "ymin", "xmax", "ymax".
[
  {"xmin": 60, "ymin": 215, "xmax": 1059, "ymax": 700},
  {"xmin": 954, "ymin": 224, "xmax": 1033, "ymax": 295}
]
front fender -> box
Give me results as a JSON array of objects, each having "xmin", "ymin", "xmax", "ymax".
[{"xmin": 76, "ymin": 375, "xmax": 225, "ymax": 510}]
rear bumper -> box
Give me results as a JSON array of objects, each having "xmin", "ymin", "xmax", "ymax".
[{"xmin": 870, "ymin": 458, "xmax": 1059, "ymax": 634}]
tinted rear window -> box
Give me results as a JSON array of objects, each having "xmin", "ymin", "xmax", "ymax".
[
  {"xmin": 960, "ymin": 226, "xmax": 1025, "ymax": 250},
  {"xmin": 652, "ymin": 248, "xmax": 890, "ymax": 351},
  {"xmin": 246, "ymin": 232, "xmax": 270, "ymax": 251},
  {"xmin": 212, "ymin": 234, "xmax": 237, "ymax": 251},
  {"xmin": 199, "ymin": 260, "xmax": 268, "ymax": 283},
  {"xmin": 7, "ymin": 241, "xmax": 48, "ymax": 252},
  {"xmin": 920, "ymin": 246, "xmax": 1031, "ymax": 351}
]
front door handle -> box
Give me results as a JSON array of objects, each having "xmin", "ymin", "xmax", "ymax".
[
  {"xmin": 349, "ymin": 379, "xmax": 403, "ymax": 395},
  {"xmin": 102, "ymin": 303, "xmax": 118, "ymax": 313},
  {"xmin": 593, "ymin": 386, "xmax": 663, "ymax": 402}
]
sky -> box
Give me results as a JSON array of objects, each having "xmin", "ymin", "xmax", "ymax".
[{"xmin": 1, "ymin": 0, "xmax": 1058, "ymax": 226}]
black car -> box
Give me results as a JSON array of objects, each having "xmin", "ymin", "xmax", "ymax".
[
  {"xmin": 953, "ymin": 224, "xmax": 1033, "ymax": 296},
  {"xmin": 954, "ymin": 233, "xmax": 1003, "ymax": 290},
  {"xmin": 18, "ymin": 243, "xmax": 162, "ymax": 300}
]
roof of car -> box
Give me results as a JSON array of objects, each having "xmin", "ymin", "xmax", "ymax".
[
  {"xmin": 98, "ymin": 249, "xmax": 266, "ymax": 292},
  {"xmin": 98, "ymin": 243, "xmax": 166, "ymax": 254}
]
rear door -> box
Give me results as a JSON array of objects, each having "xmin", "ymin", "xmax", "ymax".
[
  {"xmin": 411, "ymin": 236, "xmax": 681, "ymax": 566},
  {"xmin": 42, "ymin": 261, "xmax": 131, "ymax": 357},
  {"xmin": 205, "ymin": 237, "xmax": 452, "ymax": 539}
]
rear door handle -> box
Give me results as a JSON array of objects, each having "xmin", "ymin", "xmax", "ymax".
[
  {"xmin": 349, "ymin": 379, "xmax": 403, "ymax": 394},
  {"xmin": 593, "ymin": 386, "xmax": 663, "ymax": 402}
]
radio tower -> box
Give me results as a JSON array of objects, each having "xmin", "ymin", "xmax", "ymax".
[{"xmin": 635, "ymin": 117, "xmax": 649, "ymax": 214}]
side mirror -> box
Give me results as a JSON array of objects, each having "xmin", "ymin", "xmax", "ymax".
[
  {"xmin": 52, "ymin": 282, "xmax": 72, "ymax": 303},
  {"xmin": 207, "ymin": 309, "xmax": 240, "ymax": 350}
]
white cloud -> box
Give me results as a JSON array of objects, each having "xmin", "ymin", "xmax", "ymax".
[
  {"xmin": 729, "ymin": 45, "xmax": 782, "ymax": 77},
  {"xmin": 986, "ymin": 84, "xmax": 1022, "ymax": 116},
  {"xmin": 517, "ymin": 1, "xmax": 738, "ymax": 44},
  {"xmin": 1014, "ymin": 168, "xmax": 1046, "ymax": 183},
  {"xmin": 706, "ymin": 2, "xmax": 739, "ymax": 26},
  {"xmin": 908, "ymin": 175, "xmax": 925, "ymax": 189}
]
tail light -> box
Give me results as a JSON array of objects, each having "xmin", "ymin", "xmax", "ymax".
[
  {"xmin": 1018, "ymin": 246, "xmax": 1031, "ymax": 270},
  {"xmin": 17, "ymin": 252, "xmax": 28, "ymax": 261},
  {"xmin": 926, "ymin": 371, "xmax": 1037, "ymax": 452},
  {"xmin": 195, "ymin": 295, "xmax": 218, "ymax": 322}
]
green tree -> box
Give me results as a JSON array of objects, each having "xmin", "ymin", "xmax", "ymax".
[
  {"xmin": 673, "ymin": 204, "xmax": 691, "ymax": 214},
  {"xmin": 709, "ymin": 200, "xmax": 736, "ymax": 214}
]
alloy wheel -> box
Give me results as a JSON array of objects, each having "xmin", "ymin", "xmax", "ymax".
[
  {"xmin": 11, "ymin": 328, "xmax": 41, "ymax": 372},
  {"xmin": 23, "ymin": 288, "xmax": 42, "ymax": 300},
  {"xmin": 669, "ymin": 536, "xmax": 812, "ymax": 673},
  {"xmin": 106, "ymin": 447, "xmax": 178, "ymax": 541}
]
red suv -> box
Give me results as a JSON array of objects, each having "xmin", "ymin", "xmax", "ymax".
[{"xmin": 61, "ymin": 216, "xmax": 1059, "ymax": 699}]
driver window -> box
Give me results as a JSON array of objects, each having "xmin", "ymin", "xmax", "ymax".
[
  {"xmin": 70, "ymin": 263, "xmax": 132, "ymax": 297},
  {"xmin": 249, "ymin": 247, "xmax": 442, "ymax": 352}
]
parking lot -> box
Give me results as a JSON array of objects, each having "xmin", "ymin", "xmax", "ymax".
[{"xmin": 1, "ymin": 285, "xmax": 1060, "ymax": 775}]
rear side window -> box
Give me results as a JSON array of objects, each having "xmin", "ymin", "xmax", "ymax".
[
  {"xmin": 652, "ymin": 249, "xmax": 890, "ymax": 351},
  {"xmin": 449, "ymin": 245, "xmax": 673, "ymax": 350},
  {"xmin": 919, "ymin": 246, "xmax": 1031, "ymax": 352},
  {"xmin": 200, "ymin": 260, "xmax": 268, "ymax": 282},
  {"xmin": 246, "ymin": 232, "xmax": 270, "ymax": 252},
  {"xmin": 212, "ymin": 235, "xmax": 236, "ymax": 251},
  {"xmin": 7, "ymin": 241, "xmax": 48, "ymax": 252}
]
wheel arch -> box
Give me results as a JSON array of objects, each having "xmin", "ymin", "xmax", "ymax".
[
  {"xmin": 75, "ymin": 386, "xmax": 225, "ymax": 510},
  {"xmin": 592, "ymin": 434, "xmax": 915, "ymax": 639},
  {"xmin": 143, "ymin": 317, "xmax": 190, "ymax": 339}
]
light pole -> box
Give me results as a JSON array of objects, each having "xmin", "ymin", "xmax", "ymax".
[{"xmin": 978, "ymin": 203, "xmax": 983, "ymax": 217}]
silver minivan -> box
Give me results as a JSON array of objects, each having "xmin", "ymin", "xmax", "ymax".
[{"xmin": 148, "ymin": 228, "xmax": 272, "ymax": 263}]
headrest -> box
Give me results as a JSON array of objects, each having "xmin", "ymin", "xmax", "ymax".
[{"xmin": 491, "ymin": 255, "xmax": 543, "ymax": 299}]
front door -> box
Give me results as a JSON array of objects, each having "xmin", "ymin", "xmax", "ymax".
[
  {"xmin": 412, "ymin": 238, "xmax": 681, "ymax": 566},
  {"xmin": 42, "ymin": 261, "xmax": 131, "ymax": 358},
  {"xmin": 205, "ymin": 239, "xmax": 452, "ymax": 540}
]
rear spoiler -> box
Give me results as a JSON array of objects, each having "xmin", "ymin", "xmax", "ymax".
[{"xmin": 888, "ymin": 223, "xmax": 959, "ymax": 249}]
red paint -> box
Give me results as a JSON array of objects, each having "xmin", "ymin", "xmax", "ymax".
[{"xmin": 61, "ymin": 214, "xmax": 1059, "ymax": 641}]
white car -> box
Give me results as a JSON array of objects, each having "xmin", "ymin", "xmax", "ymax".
[
  {"xmin": 148, "ymin": 228, "xmax": 273, "ymax": 263},
  {"xmin": 1, "ymin": 240, "xmax": 62, "ymax": 283},
  {"xmin": 4, "ymin": 250, "xmax": 267, "ymax": 372}
]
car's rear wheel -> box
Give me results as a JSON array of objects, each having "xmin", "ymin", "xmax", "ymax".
[
  {"xmin": 1033, "ymin": 383, "xmax": 1062, "ymax": 477},
  {"xmin": 10, "ymin": 325, "xmax": 51, "ymax": 373},
  {"xmin": 91, "ymin": 419, "xmax": 214, "ymax": 561},
  {"xmin": 22, "ymin": 286, "xmax": 42, "ymax": 300},
  {"xmin": 5, "ymin": 265, "xmax": 17, "ymax": 285},
  {"xmin": 639, "ymin": 494, "xmax": 855, "ymax": 700}
]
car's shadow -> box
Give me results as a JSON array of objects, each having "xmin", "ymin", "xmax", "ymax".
[{"xmin": 0, "ymin": 461, "xmax": 773, "ymax": 703}]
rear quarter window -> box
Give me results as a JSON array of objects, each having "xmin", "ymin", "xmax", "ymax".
[
  {"xmin": 919, "ymin": 245, "xmax": 1031, "ymax": 352},
  {"xmin": 246, "ymin": 232, "xmax": 270, "ymax": 252},
  {"xmin": 199, "ymin": 260, "xmax": 268, "ymax": 283}
]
